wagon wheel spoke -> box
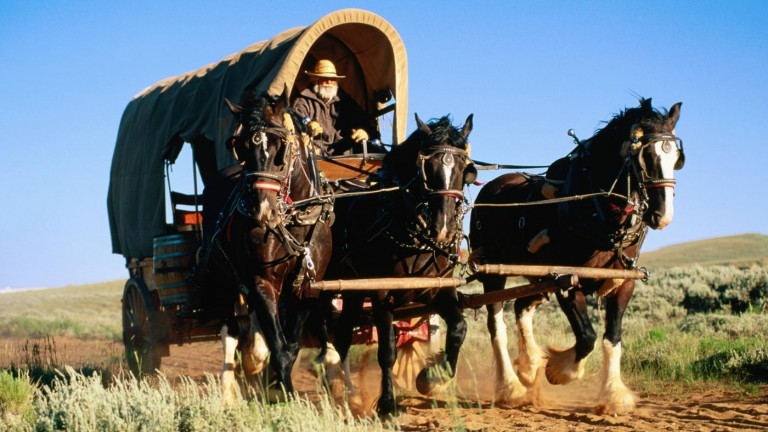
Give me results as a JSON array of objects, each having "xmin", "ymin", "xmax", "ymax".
[
  {"xmin": 125, "ymin": 286, "xmax": 148, "ymax": 333},
  {"xmin": 122, "ymin": 279, "xmax": 162, "ymax": 376}
]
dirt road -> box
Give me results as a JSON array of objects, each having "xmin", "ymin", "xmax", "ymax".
[{"xmin": 3, "ymin": 337, "xmax": 766, "ymax": 431}]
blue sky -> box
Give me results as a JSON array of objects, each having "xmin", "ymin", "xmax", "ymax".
[{"xmin": 1, "ymin": 1, "xmax": 766, "ymax": 288}]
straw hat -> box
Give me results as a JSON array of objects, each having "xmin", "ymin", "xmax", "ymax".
[{"xmin": 305, "ymin": 59, "xmax": 346, "ymax": 79}]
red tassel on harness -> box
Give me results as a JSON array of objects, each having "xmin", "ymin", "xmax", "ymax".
[{"xmin": 609, "ymin": 202, "xmax": 635, "ymax": 215}]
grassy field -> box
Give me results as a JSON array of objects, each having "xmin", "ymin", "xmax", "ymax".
[
  {"xmin": 1, "ymin": 234, "xmax": 767, "ymax": 430},
  {"xmin": 638, "ymin": 233, "xmax": 768, "ymax": 270},
  {"xmin": 0, "ymin": 280, "xmax": 123, "ymax": 340}
]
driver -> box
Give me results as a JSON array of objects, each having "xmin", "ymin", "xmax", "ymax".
[{"xmin": 293, "ymin": 59, "xmax": 379, "ymax": 155}]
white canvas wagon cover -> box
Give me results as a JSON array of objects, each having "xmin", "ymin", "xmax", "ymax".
[{"xmin": 108, "ymin": 9, "xmax": 408, "ymax": 259}]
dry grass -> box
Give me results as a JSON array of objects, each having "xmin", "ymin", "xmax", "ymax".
[
  {"xmin": 639, "ymin": 233, "xmax": 768, "ymax": 270},
  {"xmin": 0, "ymin": 280, "xmax": 123, "ymax": 339}
]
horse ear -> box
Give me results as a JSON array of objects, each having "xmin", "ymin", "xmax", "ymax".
[
  {"xmin": 461, "ymin": 114, "xmax": 474, "ymax": 140},
  {"xmin": 415, "ymin": 113, "xmax": 431, "ymax": 134},
  {"xmin": 640, "ymin": 97, "xmax": 652, "ymax": 111},
  {"xmin": 225, "ymin": 98, "xmax": 243, "ymax": 115},
  {"xmin": 279, "ymin": 83, "xmax": 291, "ymax": 108},
  {"xmin": 666, "ymin": 102, "xmax": 682, "ymax": 129},
  {"xmin": 271, "ymin": 84, "xmax": 291, "ymax": 112}
]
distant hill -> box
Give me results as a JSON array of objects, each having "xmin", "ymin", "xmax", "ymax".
[{"xmin": 638, "ymin": 233, "xmax": 768, "ymax": 270}]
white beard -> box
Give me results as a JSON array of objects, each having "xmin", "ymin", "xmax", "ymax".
[{"xmin": 314, "ymin": 82, "xmax": 338, "ymax": 102}]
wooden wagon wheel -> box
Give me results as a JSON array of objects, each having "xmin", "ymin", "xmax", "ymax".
[{"xmin": 122, "ymin": 278, "xmax": 162, "ymax": 376}]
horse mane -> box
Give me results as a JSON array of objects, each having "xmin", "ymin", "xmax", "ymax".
[
  {"xmin": 385, "ymin": 115, "xmax": 469, "ymax": 180},
  {"xmin": 423, "ymin": 116, "xmax": 470, "ymax": 151},
  {"xmin": 238, "ymin": 93, "xmax": 268, "ymax": 132},
  {"xmin": 586, "ymin": 98, "xmax": 668, "ymax": 154},
  {"xmin": 239, "ymin": 92, "xmax": 306, "ymax": 136}
]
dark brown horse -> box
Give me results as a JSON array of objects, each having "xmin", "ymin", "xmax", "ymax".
[
  {"xmin": 469, "ymin": 98, "xmax": 683, "ymax": 414},
  {"xmin": 325, "ymin": 114, "xmax": 477, "ymax": 416},
  {"xmin": 191, "ymin": 87, "xmax": 334, "ymax": 402}
]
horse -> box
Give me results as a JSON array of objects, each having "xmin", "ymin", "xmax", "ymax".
[
  {"xmin": 189, "ymin": 86, "xmax": 335, "ymax": 402},
  {"xmin": 468, "ymin": 98, "xmax": 684, "ymax": 414},
  {"xmin": 324, "ymin": 114, "xmax": 477, "ymax": 416}
]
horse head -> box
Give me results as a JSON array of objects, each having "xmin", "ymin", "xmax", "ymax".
[
  {"xmin": 619, "ymin": 98, "xmax": 684, "ymax": 230},
  {"xmin": 413, "ymin": 113, "xmax": 476, "ymax": 246},
  {"xmin": 225, "ymin": 87, "xmax": 297, "ymax": 229}
]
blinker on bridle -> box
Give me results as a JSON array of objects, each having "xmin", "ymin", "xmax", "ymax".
[
  {"xmin": 628, "ymin": 133, "xmax": 685, "ymax": 189},
  {"xmin": 417, "ymin": 145, "xmax": 470, "ymax": 200},
  {"xmin": 238, "ymin": 122, "xmax": 297, "ymax": 193}
]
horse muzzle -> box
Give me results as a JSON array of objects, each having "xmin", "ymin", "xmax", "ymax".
[
  {"xmin": 252, "ymin": 190, "xmax": 281, "ymax": 229},
  {"xmin": 647, "ymin": 208, "xmax": 673, "ymax": 230}
]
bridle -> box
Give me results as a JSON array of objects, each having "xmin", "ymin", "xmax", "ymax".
[
  {"xmin": 407, "ymin": 144, "xmax": 472, "ymax": 257},
  {"xmin": 241, "ymin": 124, "xmax": 299, "ymax": 197},
  {"xmin": 417, "ymin": 144, "xmax": 470, "ymax": 200},
  {"xmin": 627, "ymin": 133, "xmax": 685, "ymax": 189},
  {"xmin": 592, "ymin": 131, "xmax": 684, "ymax": 263},
  {"xmin": 223, "ymin": 114, "xmax": 332, "ymax": 284}
]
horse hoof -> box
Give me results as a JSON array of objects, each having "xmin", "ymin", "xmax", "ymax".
[
  {"xmin": 544, "ymin": 346, "xmax": 585, "ymax": 385},
  {"xmin": 376, "ymin": 395, "xmax": 397, "ymax": 418},
  {"xmin": 494, "ymin": 381, "xmax": 527, "ymax": 406},
  {"xmin": 595, "ymin": 381, "xmax": 636, "ymax": 415},
  {"xmin": 415, "ymin": 366, "xmax": 452, "ymax": 396},
  {"xmin": 595, "ymin": 395, "xmax": 636, "ymax": 415},
  {"xmin": 415, "ymin": 369, "xmax": 432, "ymax": 395}
]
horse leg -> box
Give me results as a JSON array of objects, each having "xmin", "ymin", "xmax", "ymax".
[
  {"xmin": 513, "ymin": 294, "xmax": 546, "ymax": 387},
  {"xmin": 251, "ymin": 283, "xmax": 295, "ymax": 396},
  {"xmin": 372, "ymin": 296, "xmax": 398, "ymax": 417},
  {"xmin": 595, "ymin": 281, "xmax": 636, "ymax": 414},
  {"xmin": 483, "ymin": 275, "xmax": 527, "ymax": 403},
  {"xmin": 416, "ymin": 289, "xmax": 466, "ymax": 395},
  {"xmin": 302, "ymin": 295, "xmax": 345, "ymax": 395},
  {"xmin": 333, "ymin": 294, "xmax": 364, "ymax": 394},
  {"xmin": 220, "ymin": 322, "xmax": 240, "ymax": 405},
  {"xmin": 240, "ymin": 312, "xmax": 270, "ymax": 397},
  {"xmin": 545, "ymin": 289, "xmax": 597, "ymax": 385},
  {"xmin": 279, "ymin": 294, "xmax": 309, "ymax": 369}
]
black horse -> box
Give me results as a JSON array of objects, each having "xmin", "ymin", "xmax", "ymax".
[
  {"xmin": 469, "ymin": 98, "xmax": 683, "ymax": 414},
  {"xmin": 190, "ymin": 87, "xmax": 334, "ymax": 402},
  {"xmin": 325, "ymin": 114, "xmax": 477, "ymax": 416}
]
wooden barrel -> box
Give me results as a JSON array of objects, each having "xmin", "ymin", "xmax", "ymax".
[{"xmin": 153, "ymin": 233, "xmax": 199, "ymax": 305}]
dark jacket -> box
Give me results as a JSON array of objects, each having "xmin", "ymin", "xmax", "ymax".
[{"xmin": 293, "ymin": 87, "xmax": 378, "ymax": 155}]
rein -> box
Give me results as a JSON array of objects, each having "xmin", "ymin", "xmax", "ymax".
[
  {"xmin": 378, "ymin": 144, "xmax": 470, "ymax": 260},
  {"xmin": 223, "ymin": 119, "xmax": 333, "ymax": 283},
  {"xmin": 472, "ymin": 190, "xmax": 632, "ymax": 208}
]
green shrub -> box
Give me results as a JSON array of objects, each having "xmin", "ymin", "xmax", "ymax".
[
  {"xmin": 692, "ymin": 337, "xmax": 768, "ymax": 382},
  {"xmin": 638, "ymin": 265, "xmax": 768, "ymax": 314},
  {"xmin": 626, "ymin": 283, "xmax": 686, "ymax": 324},
  {"xmin": 0, "ymin": 370, "xmax": 35, "ymax": 428},
  {"xmin": 26, "ymin": 368, "xmax": 387, "ymax": 432},
  {"xmin": 0, "ymin": 317, "xmax": 84, "ymax": 339},
  {"xmin": 682, "ymin": 282, "xmax": 721, "ymax": 313},
  {"xmin": 678, "ymin": 313, "xmax": 768, "ymax": 338}
]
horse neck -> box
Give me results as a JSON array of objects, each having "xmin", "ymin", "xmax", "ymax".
[
  {"xmin": 386, "ymin": 139, "xmax": 421, "ymax": 186},
  {"xmin": 578, "ymin": 139, "xmax": 627, "ymax": 193}
]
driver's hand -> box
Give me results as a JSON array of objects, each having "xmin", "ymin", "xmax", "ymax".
[
  {"xmin": 351, "ymin": 129, "xmax": 369, "ymax": 143},
  {"xmin": 308, "ymin": 120, "xmax": 323, "ymax": 138}
]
